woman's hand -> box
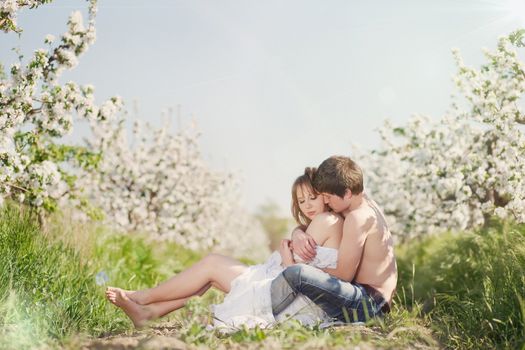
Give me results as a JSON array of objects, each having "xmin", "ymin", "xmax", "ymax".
[
  {"xmin": 291, "ymin": 227, "xmax": 317, "ymax": 262},
  {"xmin": 279, "ymin": 239, "xmax": 295, "ymax": 267}
]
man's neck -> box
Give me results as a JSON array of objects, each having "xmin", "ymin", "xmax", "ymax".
[{"xmin": 341, "ymin": 193, "xmax": 364, "ymax": 217}]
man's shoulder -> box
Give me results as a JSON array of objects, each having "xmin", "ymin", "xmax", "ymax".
[
  {"xmin": 345, "ymin": 205, "xmax": 376, "ymax": 221},
  {"xmin": 343, "ymin": 205, "xmax": 378, "ymax": 233}
]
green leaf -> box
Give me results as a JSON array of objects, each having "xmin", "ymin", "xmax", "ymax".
[
  {"xmin": 393, "ymin": 127, "xmax": 406, "ymax": 136},
  {"xmin": 508, "ymin": 28, "xmax": 525, "ymax": 47}
]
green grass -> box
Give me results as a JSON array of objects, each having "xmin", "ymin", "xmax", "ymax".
[
  {"xmin": 0, "ymin": 205, "xmax": 116, "ymax": 349},
  {"xmin": 1, "ymin": 203, "xmax": 524, "ymax": 349},
  {"xmin": 0, "ymin": 204, "xmax": 202, "ymax": 349},
  {"xmin": 397, "ymin": 220, "xmax": 525, "ymax": 349},
  {"xmin": 153, "ymin": 294, "xmax": 436, "ymax": 349}
]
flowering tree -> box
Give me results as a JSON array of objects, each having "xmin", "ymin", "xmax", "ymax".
[
  {"xmin": 360, "ymin": 31, "xmax": 525, "ymax": 240},
  {"xmin": 0, "ymin": 0, "xmax": 53, "ymax": 33},
  {"xmin": 82, "ymin": 117, "xmax": 270, "ymax": 259},
  {"xmin": 0, "ymin": 0, "xmax": 270, "ymax": 258},
  {"xmin": 0, "ymin": 0, "xmax": 123, "ymax": 223}
]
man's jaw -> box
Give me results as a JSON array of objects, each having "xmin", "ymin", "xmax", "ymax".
[{"xmin": 329, "ymin": 205, "xmax": 342, "ymax": 213}]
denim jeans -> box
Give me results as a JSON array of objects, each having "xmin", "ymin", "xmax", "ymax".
[{"xmin": 271, "ymin": 264, "xmax": 386, "ymax": 323}]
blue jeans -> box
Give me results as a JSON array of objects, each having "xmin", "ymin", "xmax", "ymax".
[{"xmin": 270, "ymin": 264, "xmax": 387, "ymax": 323}]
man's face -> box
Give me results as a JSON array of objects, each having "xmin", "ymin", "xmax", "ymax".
[{"xmin": 322, "ymin": 191, "xmax": 351, "ymax": 213}]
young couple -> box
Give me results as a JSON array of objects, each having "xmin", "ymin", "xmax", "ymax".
[{"xmin": 106, "ymin": 156, "xmax": 398, "ymax": 329}]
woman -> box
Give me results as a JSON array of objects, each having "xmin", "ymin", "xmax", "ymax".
[{"xmin": 106, "ymin": 168, "xmax": 343, "ymax": 329}]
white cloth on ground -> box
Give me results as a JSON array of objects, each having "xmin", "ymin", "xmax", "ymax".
[{"xmin": 211, "ymin": 246, "xmax": 338, "ymax": 331}]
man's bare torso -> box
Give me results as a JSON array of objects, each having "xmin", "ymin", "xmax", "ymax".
[{"xmin": 351, "ymin": 195, "xmax": 398, "ymax": 303}]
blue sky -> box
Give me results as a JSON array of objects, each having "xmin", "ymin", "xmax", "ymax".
[{"xmin": 2, "ymin": 0, "xmax": 524, "ymax": 215}]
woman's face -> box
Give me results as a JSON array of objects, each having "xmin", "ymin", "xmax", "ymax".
[{"xmin": 296, "ymin": 185, "xmax": 327, "ymax": 220}]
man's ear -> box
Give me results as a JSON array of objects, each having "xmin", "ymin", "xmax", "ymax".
[
  {"xmin": 322, "ymin": 194, "xmax": 329, "ymax": 204},
  {"xmin": 344, "ymin": 189, "xmax": 353, "ymax": 200}
]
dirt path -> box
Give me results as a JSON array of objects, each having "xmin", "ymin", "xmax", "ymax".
[{"xmin": 80, "ymin": 323, "xmax": 189, "ymax": 350}]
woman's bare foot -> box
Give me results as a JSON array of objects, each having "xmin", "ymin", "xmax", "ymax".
[
  {"xmin": 106, "ymin": 287, "xmax": 149, "ymax": 305},
  {"xmin": 127, "ymin": 290, "xmax": 148, "ymax": 305},
  {"xmin": 105, "ymin": 287, "xmax": 120, "ymax": 303},
  {"xmin": 109, "ymin": 289, "xmax": 153, "ymax": 328}
]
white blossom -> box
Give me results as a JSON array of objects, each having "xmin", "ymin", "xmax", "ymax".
[
  {"xmin": 79, "ymin": 116, "xmax": 270, "ymax": 260},
  {"xmin": 1, "ymin": 0, "xmax": 109, "ymax": 213},
  {"xmin": 357, "ymin": 34, "xmax": 525, "ymax": 240},
  {"xmin": 44, "ymin": 34, "xmax": 55, "ymax": 44}
]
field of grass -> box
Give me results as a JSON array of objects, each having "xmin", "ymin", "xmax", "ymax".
[
  {"xmin": 0, "ymin": 204, "xmax": 523, "ymax": 349},
  {"xmin": 397, "ymin": 221, "xmax": 525, "ymax": 349}
]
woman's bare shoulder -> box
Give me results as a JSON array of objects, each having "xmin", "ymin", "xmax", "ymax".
[
  {"xmin": 307, "ymin": 212, "xmax": 344, "ymax": 245},
  {"xmin": 310, "ymin": 212, "xmax": 343, "ymax": 227}
]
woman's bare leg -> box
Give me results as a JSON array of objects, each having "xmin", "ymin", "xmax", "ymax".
[
  {"xmin": 108, "ymin": 254, "xmax": 247, "ymax": 305},
  {"xmin": 108, "ymin": 284, "xmax": 212, "ymax": 327},
  {"xmin": 106, "ymin": 284, "xmax": 211, "ymax": 306},
  {"xmin": 109, "ymin": 289, "xmax": 190, "ymax": 328}
]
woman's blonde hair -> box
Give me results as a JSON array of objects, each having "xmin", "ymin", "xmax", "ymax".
[{"xmin": 291, "ymin": 167, "xmax": 319, "ymax": 229}]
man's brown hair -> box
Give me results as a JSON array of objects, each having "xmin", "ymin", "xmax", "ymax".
[{"xmin": 313, "ymin": 156, "xmax": 364, "ymax": 197}]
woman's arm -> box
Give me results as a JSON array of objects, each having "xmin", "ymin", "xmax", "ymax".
[{"xmin": 279, "ymin": 239, "xmax": 295, "ymax": 267}]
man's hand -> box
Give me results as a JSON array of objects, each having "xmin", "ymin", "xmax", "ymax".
[
  {"xmin": 279, "ymin": 239, "xmax": 295, "ymax": 267},
  {"xmin": 291, "ymin": 227, "xmax": 317, "ymax": 262}
]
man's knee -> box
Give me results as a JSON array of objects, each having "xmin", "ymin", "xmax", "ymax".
[
  {"xmin": 281, "ymin": 264, "xmax": 310, "ymax": 291},
  {"xmin": 270, "ymin": 264, "xmax": 309, "ymax": 316}
]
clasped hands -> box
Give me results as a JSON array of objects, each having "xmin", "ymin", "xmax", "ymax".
[{"xmin": 279, "ymin": 227, "xmax": 317, "ymax": 267}]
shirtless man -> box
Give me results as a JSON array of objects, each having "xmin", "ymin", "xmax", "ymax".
[{"xmin": 270, "ymin": 155, "xmax": 397, "ymax": 323}]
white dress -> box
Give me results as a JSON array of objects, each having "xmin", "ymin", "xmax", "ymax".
[{"xmin": 211, "ymin": 247, "xmax": 338, "ymax": 331}]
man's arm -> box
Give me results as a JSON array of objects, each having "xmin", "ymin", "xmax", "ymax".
[
  {"xmin": 290, "ymin": 227, "xmax": 317, "ymax": 262},
  {"xmin": 322, "ymin": 213, "xmax": 368, "ymax": 281}
]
